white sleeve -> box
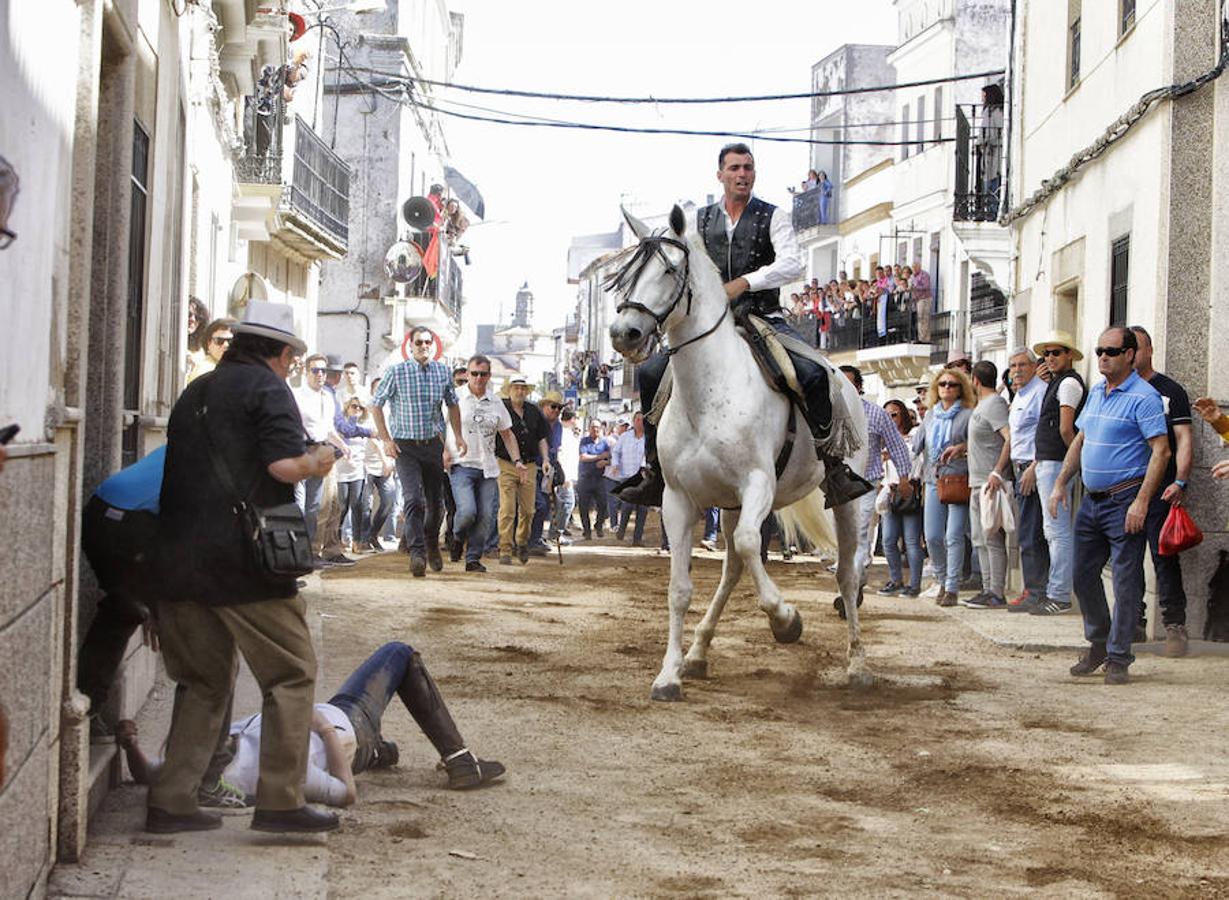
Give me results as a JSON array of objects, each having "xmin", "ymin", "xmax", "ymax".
[
  {"xmin": 1057, "ymin": 378, "xmax": 1085, "ymax": 408},
  {"xmin": 496, "ymin": 402, "xmax": 513, "ymax": 431},
  {"xmin": 742, "ymin": 206, "xmax": 805, "ymax": 293},
  {"xmin": 303, "ymin": 759, "xmax": 349, "ymax": 807}
]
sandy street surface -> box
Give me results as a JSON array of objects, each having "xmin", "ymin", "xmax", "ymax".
[{"xmin": 318, "ymin": 536, "xmax": 1229, "ymax": 899}]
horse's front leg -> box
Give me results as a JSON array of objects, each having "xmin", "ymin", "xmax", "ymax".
[
  {"xmin": 682, "ymin": 508, "xmax": 744, "ymax": 679},
  {"xmin": 736, "ymin": 472, "xmax": 802, "ymax": 644},
  {"xmin": 650, "ymin": 486, "xmax": 699, "ymax": 701},
  {"xmin": 833, "ymin": 499, "xmax": 869, "ymax": 684}
]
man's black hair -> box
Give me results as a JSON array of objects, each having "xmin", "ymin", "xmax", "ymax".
[
  {"xmin": 971, "ymin": 359, "xmax": 998, "ymax": 390},
  {"xmin": 453, "ymin": 364, "xmax": 468, "ymax": 374},
  {"xmin": 838, "ymin": 364, "xmax": 863, "ymax": 393},
  {"xmin": 561, "ymin": 408, "xmax": 575, "ymax": 422},
  {"xmin": 228, "ymin": 332, "xmax": 290, "ymax": 360},
  {"xmin": 466, "ymin": 354, "xmax": 492, "ymax": 369},
  {"xmin": 1104, "ymin": 326, "xmax": 1138, "ymax": 351},
  {"xmin": 1128, "ymin": 324, "xmax": 1152, "ymax": 346},
  {"xmin": 344, "ymin": 361, "xmax": 359, "ymax": 369},
  {"xmin": 718, "ymin": 142, "xmax": 754, "ymax": 169}
]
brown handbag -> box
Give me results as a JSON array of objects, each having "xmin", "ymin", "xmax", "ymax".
[{"xmin": 936, "ymin": 472, "xmax": 971, "ymax": 504}]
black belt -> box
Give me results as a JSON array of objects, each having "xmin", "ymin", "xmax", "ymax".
[
  {"xmin": 1085, "ymin": 477, "xmax": 1144, "ymax": 501},
  {"xmin": 397, "ymin": 436, "xmax": 441, "ymax": 446}
]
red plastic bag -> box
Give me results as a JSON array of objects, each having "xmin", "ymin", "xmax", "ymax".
[{"xmin": 1159, "ymin": 505, "xmax": 1203, "ymax": 556}]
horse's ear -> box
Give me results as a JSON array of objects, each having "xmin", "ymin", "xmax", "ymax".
[
  {"xmin": 668, "ymin": 204, "xmax": 686, "ymax": 237},
  {"xmin": 621, "ymin": 206, "xmax": 649, "ymax": 239}
]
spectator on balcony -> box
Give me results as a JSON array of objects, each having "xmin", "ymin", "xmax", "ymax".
[
  {"xmin": 444, "ymin": 198, "xmax": 468, "ymax": 243},
  {"xmin": 793, "ymin": 169, "xmax": 820, "ymax": 193},
  {"xmin": 817, "ymin": 171, "xmax": 833, "ymax": 224},
  {"xmin": 913, "ymin": 368, "xmax": 975, "ymax": 607},
  {"xmin": 910, "ymin": 261, "xmax": 933, "ymax": 342},
  {"xmin": 978, "ymin": 84, "xmax": 1005, "ymax": 214}
]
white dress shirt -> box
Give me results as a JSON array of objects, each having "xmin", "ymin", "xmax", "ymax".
[
  {"xmin": 295, "ymin": 385, "xmax": 333, "ymax": 443},
  {"xmin": 720, "ymin": 200, "xmax": 805, "ymax": 293}
]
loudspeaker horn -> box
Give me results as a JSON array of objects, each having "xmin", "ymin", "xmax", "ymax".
[{"xmin": 401, "ymin": 196, "xmax": 436, "ymax": 231}]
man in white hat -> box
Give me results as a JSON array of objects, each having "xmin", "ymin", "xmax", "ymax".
[
  {"xmin": 151, "ymin": 300, "xmax": 341, "ymax": 834},
  {"xmin": 1028, "ymin": 329, "xmax": 1086, "ymax": 616},
  {"xmin": 494, "ymin": 374, "xmax": 547, "ymax": 564}
]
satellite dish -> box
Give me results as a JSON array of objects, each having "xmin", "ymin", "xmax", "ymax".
[
  {"xmin": 401, "ymin": 196, "xmax": 437, "ymax": 231},
  {"xmin": 384, "ymin": 240, "xmax": 423, "ymax": 283}
]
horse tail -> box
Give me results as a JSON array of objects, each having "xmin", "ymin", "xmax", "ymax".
[{"xmin": 776, "ymin": 488, "xmax": 838, "ymax": 555}]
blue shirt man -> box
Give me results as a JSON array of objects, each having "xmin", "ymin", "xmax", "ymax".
[
  {"xmin": 576, "ymin": 422, "xmax": 612, "ymax": 539},
  {"xmin": 95, "ymin": 444, "xmax": 166, "ymax": 513},
  {"xmin": 578, "ymin": 429, "xmax": 611, "ymax": 481},
  {"xmin": 1049, "ymin": 327, "xmax": 1171, "ymax": 683}
]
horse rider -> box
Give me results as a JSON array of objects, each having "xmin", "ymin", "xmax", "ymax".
[{"xmin": 615, "ymin": 142, "xmax": 873, "ymax": 509}]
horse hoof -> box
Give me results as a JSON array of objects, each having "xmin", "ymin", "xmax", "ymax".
[
  {"xmin": 847, "ymin": 670, "xmax": 876, "ymax": 690},
  {"xmin": 681, "ymin": 658, "xmax": 708, "ymax": 680},
  {"xmin": 833, "ymin": 596, "xmax": 847, "ymax": 620},
  {"xmin": 770, "ymin": 608, "xmax": 803, "ymax": 644},
  {"xmin": 650, "ymin": 682, "xmax": 683, "ymax": 702}
]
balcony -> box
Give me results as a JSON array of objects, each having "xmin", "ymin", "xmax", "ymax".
[
  {"xmin": 235, "ymin": 100, "xmax": 351, "ymax": 260},
  {"xmin": 953, "ymin": 103, "xmax": 1004, "ymax": 223},
  {"xmin": 791, "ymin": 185, "xmax": 837, "ymax": 238},
  {"xmin": 969, "ymin": 273, "xmax": 1007, "ymax": 325},
  {"xmin": 928, "ymin": 311, "xmax": 953, "ymax": 365},
  {"xmin": 788, "ymin": 303, "xmax": 938, "ymax": 386}
]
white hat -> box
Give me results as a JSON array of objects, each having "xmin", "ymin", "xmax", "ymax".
[
  {"xmin": 508, "ymin": 374, "xmax": 529, "ymax": 386},
  {"xmin": 231, "ymin": 300, "xmax": 307, "ymax": 354}
]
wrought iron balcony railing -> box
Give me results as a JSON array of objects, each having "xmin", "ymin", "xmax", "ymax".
[
  {"xmin": 969, "ymin": 273, "xmax": 1007, "ymax": 325},
  {"xmin": 289, "ymin": 115, "xmax": 350, "ymax": 245},
  {"xmin": 953, "ymin": 103, "xmax": 1004, "ymax": 223},
  {"xmin": 928, "ymin": 311, "xmax": 954, "ymax": 365},
  {"xmin": 791, "ymin": 184, "xmax": 836, "ymax": 231}
]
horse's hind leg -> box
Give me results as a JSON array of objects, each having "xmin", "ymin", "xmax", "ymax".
[
  {"xmin": 833, "ymin": 499, "xmax": 869, "ymax": 683},
  {"xmin": 651, "ymin": 487, "xmax": 700, "ymax": 701},
  {"xmin": 682, "ymin": 509, "xmax": 744, "ymax": 679},
  {"xmin": 736, "ymin": 473, "xmax": 802, "ymax": 643}
]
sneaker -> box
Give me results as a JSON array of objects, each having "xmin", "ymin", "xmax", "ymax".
[
  {"xmin": 700, "ymin": 539, "xmax": 718, "ymax": 552},
  {"xmin": 527, "ymin": 544, "xmax": 549, "ymax": 557},
  {"xmin": 1164, "ymin": 624, "xmax": 1189, "ymax": 658},
  {"xmin": 900, "ymin": 585, "xmax": 921, "ymax": 598},
  {"xmin": 963, "ymin": 593, "xmax": 1006, "ymax": 610},
  {"xmin": 312, "ymin": 555, "xmax": 335, "ymax": 571},
  {"xmin": 465, "ymin": 560, "xmax": 487, "ymax": 573},
  {"xmin": 499, "ymin": 555, "xmax": 513, "ymax": 565},
  {"xmin": 1070, "ymin": 644, "xmax": 1108, "ymax": 676},
  {"xmin": 1007, "ymin": 592, "xmax": 1039, "ymax": 613},
  {"xmin": 936, "ymin": 590, "xmax": 958, "ymax": 607},
  {"xmin": 878, "ymin": 581, "xmax": 903, "ymax": 597},
  {"xmin": 1030, "ymin": 598, "xmax": 1072, "ymax": 616},
  {"xmin": 443, "ymin": 748, "xmax": 506, "ymax": 790},
  {"xmin": 324, "ymin": 554, "xmax": 357, "ymax": 568},
  {"xmin": 1104, "ymin": 660, "xmax": 1130, "ymax": 685},
  {"xmin": 198, "ymin": 776, "xmax": 254, "ymax": 809},
  {"xmin": 921, "ymin": 583, "xmax": 942, "ymax": 599}
]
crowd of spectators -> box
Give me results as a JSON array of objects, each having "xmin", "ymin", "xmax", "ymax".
[{"xmin": 787, "ymin": 261, "xmax": 934, "ymax": 349}]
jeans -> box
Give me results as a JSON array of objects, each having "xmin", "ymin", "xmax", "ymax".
[
  {"xmin": 923, "ymin": 483, "xmax": 970, "ymax": 592},
  {"xmin": 328, "ymin": 642, "xmax": 464, "ymax": 775},
  {"xmin": 364, "ymin": 473, "xmax": 398, "ymax": 543},
  {"xmin": 1035, "ymin": 459, "xmax": 1074, "ymax": 603},
  {"xmin": 337, "ymin": 478, "xmax": 366, "ymax": 545},
  {"xmin": 1144, "ymin": 492, "xmax": 1188, "ymax": 627},
  {"xmin": 297, "ymin": 475, "xmax": 324, "ymax": 547},
  {"xmin": 1072, "ymin": 487, "xmax": 1150, "ymax": 665},
  {"xmin": 882, "ymin": 508, "xmax": 924, "ymax": 590},
  {"xmin": 550, "ymin": 483, "xmax": 575, "ymax": 538},
  {"xmin": 577, "ymin": 475, "xmax": 608, "ymax": 536},
  {"xmin": 969, "ymin": 485, "xmax": 1008, "ymax": 598},
  {"xmin": 1014, "ymin": 464, "xmax": 1050, "ymax": 597},
  {"xmin": 394, "ymin": 437, "xmax": 447, "ymax": 556},
  {"xmin": 605, "ymin": 478, "xmax": 622, "ymax": 525},
  {"xmin": 853, "ymin": 479, "xmax": 881, "ymax": 585},
  {"xmin": 618, "ymin": 504, "xmax": 649, "ymax": 543},
  {"xmin": 704, "ymin": 508, "xmax": 720, "ymax": 542},
  {"xmin": 450, "ymin": 465, "xmax": 498, "ymax": 564}
]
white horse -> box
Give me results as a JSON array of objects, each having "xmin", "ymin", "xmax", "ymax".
[{"xmin": 608, "ymin": 205, "xmax": 870, "ymax": 701}]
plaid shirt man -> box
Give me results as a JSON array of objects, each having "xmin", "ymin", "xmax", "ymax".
[
  {"xmin": 372, "ymin": 358, "xmax": 457, "ymax": 439},
  {"xmin": 862, "ymin": 399, "xmax": 912, "ymax": 482}
]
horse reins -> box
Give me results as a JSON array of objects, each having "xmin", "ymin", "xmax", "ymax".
[{"xmin": 607, "ymin": 232, "xmax": 727, "ymax": 355}]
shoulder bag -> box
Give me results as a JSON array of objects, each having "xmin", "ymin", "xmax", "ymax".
[
  {"xmin": 197, "ymin": 385, "xmax": 314, "ymax": 579},
  {"xmin": 935, "ymin": 465, "xmax": 971, "ymax": 505}
]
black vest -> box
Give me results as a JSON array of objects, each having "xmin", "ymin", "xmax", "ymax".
[
  {"xmin": 1035, "ymin": 369, "xmax": 1086, "ymax": 462},
  {"xmin": 697, "ymin": 197, "xmax": 780, "ymax": 316}
]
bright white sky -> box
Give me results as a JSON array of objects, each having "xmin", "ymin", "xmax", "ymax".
[{"xmin": 443, "ymin": 0, "xmax": 898, "ymax": 353}]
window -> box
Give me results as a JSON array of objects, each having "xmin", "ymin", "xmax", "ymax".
[
  {"xmin": 916, "ymin": 94, "xmax": 926, "ymax": 153},
  {"xmin": 1068, "ymin": 0, "xmax": 1082, "ymax": 90},
  {"xmin": 1109, "ymin": 235, "xmax": 1130, "ymax": 327},
  {"xmin": 1120, "ymin": 0, "xmax": 1136, "ymax": 35},
  {"xmin": 901, "ymin": 103, "xmax": 911, "ymax": 161},
  {"xmin": 124, "ymin": 122, "xmax": 150, "ymax": 466},
  {"xmin": 933, "ymin": 86, "xmax": 943, "ymax": 141}
]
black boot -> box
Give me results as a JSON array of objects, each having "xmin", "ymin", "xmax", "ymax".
[
  {"xmin": 819, "ymin": 454, "xmax": 875, "ymax": 509},
  {"xmin": 397, "ymin": 651, "xmax": 467, "ymax": 758},
  {"xmin": 613, "ymin": 419, "xmax": 664, "ymax": 507}
]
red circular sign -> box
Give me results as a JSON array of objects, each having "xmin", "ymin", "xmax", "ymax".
[{"xmin": 401, "ymin": 329, "xmax": 444, "ymax": 362}]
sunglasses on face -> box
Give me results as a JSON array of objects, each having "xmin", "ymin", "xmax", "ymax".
[
  {"xmin": 1041, "ymin": 347, "xmax": 1067, "ymax": 357},
  {"xmin": 545, "ymin": 403, "xmax": 562, "ymax": 410},
  {"xmin": 888, "ymin": 411, "xmax": 901, "ymax": 418},
  {"xmin": 309, "ymin": 367, "xmax": 327, "ymax": 374},
  {"xmin": 1095, "ymin": 345, "xmax": 1129, "ymax": 357},
  {"xmin": 469, "ymin": 370, "xmax": 491, "ymax": 377},
  {"xmin": 937, "ymin": 381, "xmax": 960, "ymax": 388},
  {"xmin": 413, "ymin": 339, "xmax": 433, "ymax": 347},
  {"xmin": 211, "ymin": 335, "xmax": 232, "ymax": 345}
]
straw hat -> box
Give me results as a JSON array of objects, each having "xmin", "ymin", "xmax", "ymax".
[{"xmin": 1032, "ymin": 329, "xmax": 1084, "ymax": 361}]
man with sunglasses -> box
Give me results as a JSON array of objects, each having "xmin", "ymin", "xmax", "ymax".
[
  {"xmin": 295, "ymin": 353, "xmax": 348, "ymax": 567},
  {"xmin": 372, "ymin": 328, "xmax": 466, "ymax": 577},
  {"xmin": 1028, "ymin": 330, "xmax": 1087, "ymax": 616},
  {"xmin": 1047, "ymin": 327, "xmax": 1170, "ymax": 685}
]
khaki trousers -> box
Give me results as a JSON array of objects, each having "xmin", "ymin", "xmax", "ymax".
[
  {"xmin": 316, "ymin": 468, "xmax": 344, "ymax": 556},
  {"xmin": 497, "ymin": 459, "xmax": 537, "ymax": 555},
  {"xmin": 148, "ymin": 594, "xmax": 317, "ymax": 814}
]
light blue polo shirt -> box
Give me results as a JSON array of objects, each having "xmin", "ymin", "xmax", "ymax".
[
  {"xmin": 94, "ymin": 445, "xmax": 165, "ymax": 513},
  {"xmin": 1076, "ymin": 371, "xmax": 1167, "ymax": 491}
]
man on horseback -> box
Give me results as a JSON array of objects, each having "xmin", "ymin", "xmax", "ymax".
[{"xmin": 615, "ymin": 142, "xmax": 873, "ymax": 509}]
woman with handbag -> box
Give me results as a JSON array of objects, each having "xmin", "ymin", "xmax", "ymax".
[
  {"xmin": 912, "ymin": 369, "xmax": 975, "ymax": 607},
  {"xmin": 880, "ymin": 399, "xmax": 925, "ymax": 597}
]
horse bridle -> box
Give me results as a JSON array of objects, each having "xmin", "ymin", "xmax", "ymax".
[{"xmin": 607, "ymin": 232, "xmax": 729, "ymax": 356}]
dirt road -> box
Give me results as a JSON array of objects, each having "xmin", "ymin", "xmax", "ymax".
[{"xmin": 318, "ymin": 538, "xmax": 1229, "ymax": 897}]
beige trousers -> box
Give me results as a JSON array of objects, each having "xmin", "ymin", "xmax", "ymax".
[
  {"xmin": 316, "ymin": 468, "xmax": 343, "ymax": 556},
  {"xmin": 148, "ymin": 594, "xmax": 316, "ymax": 814},
  {"xmin": 497, "ymin": 459, "xmax": 537, "ymax": 555}
]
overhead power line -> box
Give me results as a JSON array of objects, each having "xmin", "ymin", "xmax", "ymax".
[{"xmin": 407, "ymin": 68, "xmax": 1008, "ymax": 105}]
